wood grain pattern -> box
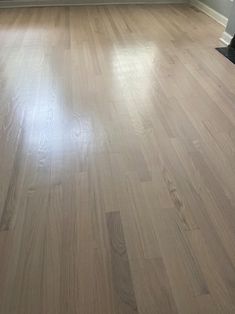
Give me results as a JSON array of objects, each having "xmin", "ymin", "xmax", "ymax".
[
  {"xmin": 1, "ymin": 4, "xmax": 235, "ymax": 314},
  {"xmin": 106, "ymin": 211, "xmax": 138, "ymax": 313}
]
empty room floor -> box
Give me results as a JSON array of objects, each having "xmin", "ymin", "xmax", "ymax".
[{"xmin": 1, "ymin": 4, "xmax": 235, "ymax": 314}]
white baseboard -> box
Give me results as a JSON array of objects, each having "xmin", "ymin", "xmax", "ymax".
[
  {"xmin": 190, "ymin": 0, "xmax": 228, "ymax": 26},
  {"xmin": 220, "ymin": 31, "xmax": 232, "ymax": 45}
]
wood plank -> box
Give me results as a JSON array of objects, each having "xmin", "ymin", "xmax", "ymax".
[
  {"xmin": 1, "ymin": 4, "xmax": 235, "ymax": 313},
  {"xmin": 106, "ymin": 211, "xmax": 138, "ymax": 313}
]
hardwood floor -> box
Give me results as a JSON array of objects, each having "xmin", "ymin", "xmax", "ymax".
[{"xmin": 0, "ymin": 4, "xmax": 235, "ymax": 313}]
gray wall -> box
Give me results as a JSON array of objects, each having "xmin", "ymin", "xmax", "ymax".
[
  {"xmin": 226, "ymin": 0, "xmax": 235, "ymax": 35},
  {"xmin": 200, "ymin": 0, "xmax": 232, "ymax": 18}
]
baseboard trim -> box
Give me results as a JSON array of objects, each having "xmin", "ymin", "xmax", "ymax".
[
  {"xmin": 0, "ymin": 0, "xmax": 187, "ymax": 8},
  {"xmin": 220, "ymin": 31, "xmax": 233, "ymax": 45},
  {"xmin": 190, "ymin": 0, "xmax": 228, "ymax": 26}
]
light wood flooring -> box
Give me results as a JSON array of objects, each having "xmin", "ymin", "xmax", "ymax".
[{"xmin": 0, "ymin": 4, "xmax": 235, "ymax": 314}]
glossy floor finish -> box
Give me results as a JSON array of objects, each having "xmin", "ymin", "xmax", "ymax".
[{"xmin": 0, "ymin": 4, "xmax": 235, "ymax": 314}]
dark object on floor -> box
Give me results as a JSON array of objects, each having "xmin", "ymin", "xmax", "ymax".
[
  {"xmin": 229, "ymin": 35, "xmax": 235, "ymax": 48},
  {"xmin": 216, "ymin": 47, "xmax": 235, "ymax": 64}
]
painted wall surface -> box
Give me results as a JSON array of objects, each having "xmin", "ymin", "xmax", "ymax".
[
  {"xmin": 200, "ymin": 0, "xmax": 232, "ymax": 17},
  {"xmin": 226, "ymin": 0, "xmax": 235, "ymax": 35}
]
